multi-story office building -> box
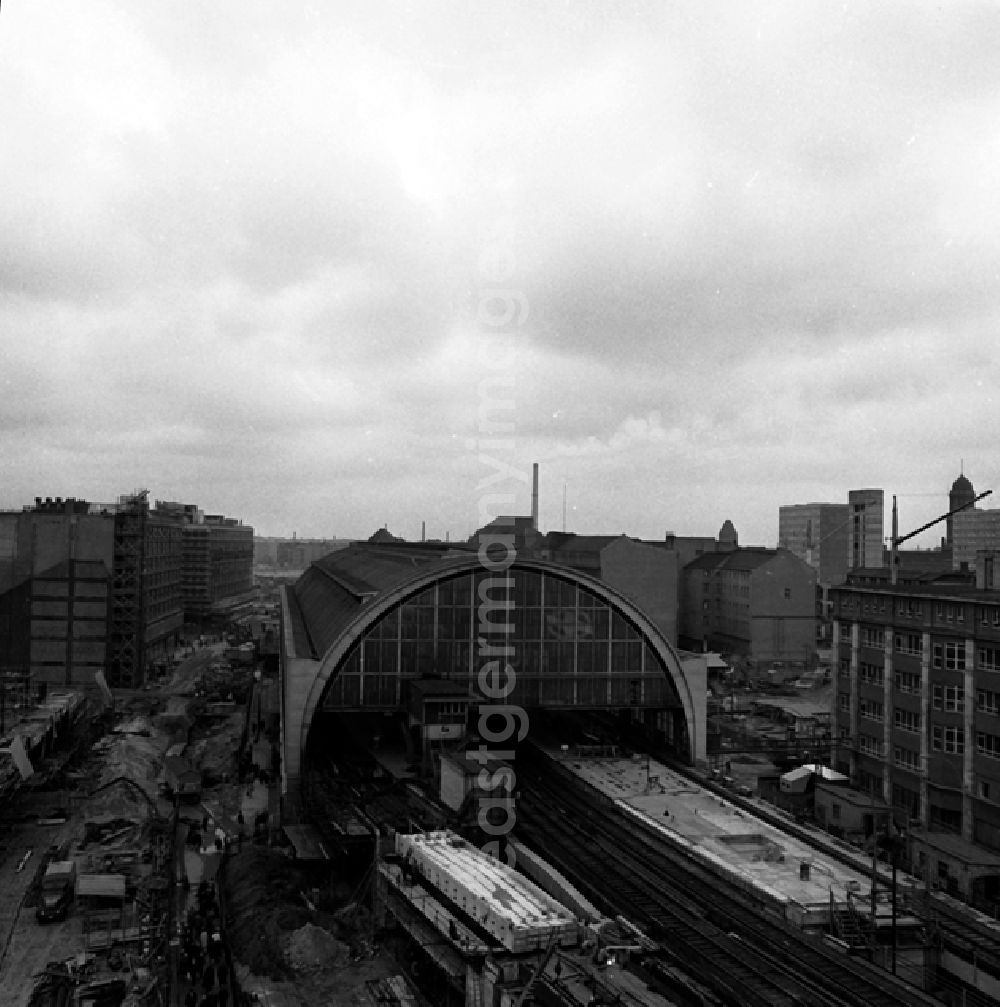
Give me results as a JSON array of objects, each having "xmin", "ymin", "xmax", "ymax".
[
  {"xmin": 0, "ymin": 498, "xmax": 119, "ymax": 689},
  {"xmin": 679, "ymin": 548, "xmax": 817, "ymax": 669},
  {"xmin": 105, "ymin": 496, "xmax": 185, "ymax": 688},
  {"xmin": 0, "ymin": 494, "xmax": 185, "ymax": 689},
  {"xmin": 182, "ymin": 515, "xmax": 254, "ymax": 623},
  {"xmin": 0, "ymin": 497, "xmax": 115, "ymax": 593},
  {"xmin": 830, "ymin": 555, "xmax": 1000, "ymax": 906},
  {"xmin": 778, "ymin": 502, "xmax": 851, "ymax": 586},
  {"xmin": 952, "ymin": 506, "xmax": 1000, "ymax": 572},
  {"xmin": 157, "ymin": 502, "xmax": 255, "ymax": 623},
  {"xmin": 847, "ymin": 488, "xmax": 884, "ymax": 570},
  {"xmin": 0, "ymin": 493, "xmax": 252, "ymax": 690},
  {"xmin": 29, "ymin": 559, "xmax": 110, "ymax": 689}
]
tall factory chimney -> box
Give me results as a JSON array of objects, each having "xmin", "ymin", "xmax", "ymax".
[
  {"xmin": 421, "ymin": 520, "xmax": 426, "ymax": 543},
  {"xmin": 531, "ymin": 463, "xmax": 539, "ymax": 531}
]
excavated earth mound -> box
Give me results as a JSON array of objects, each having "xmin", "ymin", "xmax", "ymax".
[{"xmin": 283, "ymin": 923, "xmax": 350, "ymax": 972}]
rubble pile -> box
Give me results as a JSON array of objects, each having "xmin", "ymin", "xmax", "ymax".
[
  {"xmin": 95, "ymin": 731, "xmax": 166, "ymax": 798},
  {"xmin": 150, "ymin": 710, "xmax": 195, "ymax": 745},
  {"xmin": 223, "ymin": 848, "xmax": 312, "ymax": 978},
  {"xmin": 81, "ymin": 779, "xmax": 157, "ymax": 826},
  {"xmin": 196, "ymin": 663, "xmax": 253, "ymax": 704},
  {"xmin": 188, "ymin": 713, "xmax": 244, "ymax": 786},
  {"xmin": 283, "ymin": 923, "xmax": 349, "ymax": 972}
]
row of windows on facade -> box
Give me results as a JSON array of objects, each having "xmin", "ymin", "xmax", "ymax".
[
  {"xmin": 839, "ymin": 597, "xmax": 1000, "ymax": 626},
  {"xmin": 839, "ymin": 632, "xmax": 1000, "ymax": 671},
  {"xmin": 417, "ymin": 575, "xmax": 587, "ymax": 609},
  {"xmin": 702, "ymin": 599, "xmax": 753, "ymax": 611},
  {"xmin": 866, "ymin": 779, "xmax": 987, "ymax": 822},
  {"xmin": 850, "ymin": 770, "xmax": 987, "ymax": 820},
  {"xmin": 366, "ymin": 605, "xmax": 646, "ymax": 644},
  {"xmin": 853, "ymin": 727, "xmax": 1000, "ymax": 759},
  {"xmin": 820, "ymin": 795, "xmax": 970, "ymax": 823},
  {"xmin": 704, "ymin": 583, "xmax": 754, "ymax": 599},
  {"xmin": 844, "ymin": 689, "xmax": 1000, "ymax": 722}
]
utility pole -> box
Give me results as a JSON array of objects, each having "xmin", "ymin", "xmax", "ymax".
[{"xmin": 877, "ymin": 828, "xmax": 905, "ymax": 974}]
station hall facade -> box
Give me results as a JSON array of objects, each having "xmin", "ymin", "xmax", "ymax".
[{"xmin": 278, "ymin": 540, "xmax": 708, "ymax": 819}]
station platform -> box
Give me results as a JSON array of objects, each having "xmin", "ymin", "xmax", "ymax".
[{"xmin": 550, "ymin": 749, "xmax": 886, "ymax": 928}]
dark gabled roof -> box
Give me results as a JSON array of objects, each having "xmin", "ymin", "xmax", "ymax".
[
  {"xmin": 283, "ymin": 583, "xmax": 316, "ymax": 659},
  {"xmin": 542, "ymin": 533, "xmax": 624, "ymax": 554},
  {"xmin": 312, "ymin": 541, "xmax": 467, "ymax": 597},
  {"xmin": 288, "ymin": 542, "xmax": 476, "ymax": 660},
  {"xmin": 291, "ymin": 564, "xmax": 367, "ymax": 659},
  {"xmin": 478, "ymin": 515, "xmax": 536, "ymax": 533},
  {"xmin": 684, "ymin": 547, "xmax": 780, "ymax": 574}
]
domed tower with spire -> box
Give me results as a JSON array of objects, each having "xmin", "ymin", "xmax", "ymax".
[
  {"xmin": 947, "ymin": 468, "xmax": 975, "ymax": 545},
  {"xmin": 718, "ymin": 519, "xmax": 738, "ymax": 551}
]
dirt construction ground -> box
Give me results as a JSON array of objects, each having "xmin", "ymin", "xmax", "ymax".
[
  {"xmin": 0, "ymin": 818, "xmax": 81, "ymax": 1007},
  {"xmin": 222, "ymin": 845, "xmax": 409, "ymax": 1006}
]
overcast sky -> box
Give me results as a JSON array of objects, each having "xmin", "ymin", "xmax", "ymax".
[{"xmin": 2, "ymin": 2, "xmax": 998, "ymax": 546}]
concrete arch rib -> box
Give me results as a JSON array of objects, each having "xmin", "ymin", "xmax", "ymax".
[{"xmin": 298, "ymin": 556, "xmax": 699, "ymax": 763}]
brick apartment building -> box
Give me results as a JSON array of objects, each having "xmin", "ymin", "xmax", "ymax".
[{"xmin": 679, "ymin": 548, "xmax": 817, "ymax": 670}]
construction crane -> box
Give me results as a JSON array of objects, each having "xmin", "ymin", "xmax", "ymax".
[{"xmin": 889, "ymin": 489, "xmax": 992, "ymax": 584}]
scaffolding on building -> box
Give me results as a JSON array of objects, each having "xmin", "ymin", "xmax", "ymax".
[{"xmin": 108, "ymin": 490, "xmax": 148, "ymax": 689}]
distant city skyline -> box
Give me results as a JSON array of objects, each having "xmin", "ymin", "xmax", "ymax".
[
  {"xmin": 1, "ymin": 468, "xmax": 992, "ymax": 551},
  {"xmin": 2, "ymin": 4, "xmax": 997, "ymax": 548}
]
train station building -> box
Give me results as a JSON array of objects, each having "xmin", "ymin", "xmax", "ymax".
[{"xmin": 278, "ymin": 538, "xmax": 709, "ymax": 820}]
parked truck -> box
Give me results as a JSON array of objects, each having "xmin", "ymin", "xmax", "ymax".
[{"xmin": 36, "ymin": 859, "xmax": 76, "ymax": 922}]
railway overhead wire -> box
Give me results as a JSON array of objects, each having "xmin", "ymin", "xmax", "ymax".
[{"xmin": 514, "ymin": 746, "xmax": 941, "ymax": 1007}]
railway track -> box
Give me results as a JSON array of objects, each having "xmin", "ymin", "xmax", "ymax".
[
  {"xmin": 637, "ymin": 733, "xmax": 1000, "ymax": 993},
  {"xmin": 515, "ymin": 746, "xmax": 941, "ymax": 1007}
]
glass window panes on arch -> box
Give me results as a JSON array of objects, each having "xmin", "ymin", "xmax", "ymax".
[{"xmin": 322, "ymin": 569, "xmax": 681, "ymax": 710}]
